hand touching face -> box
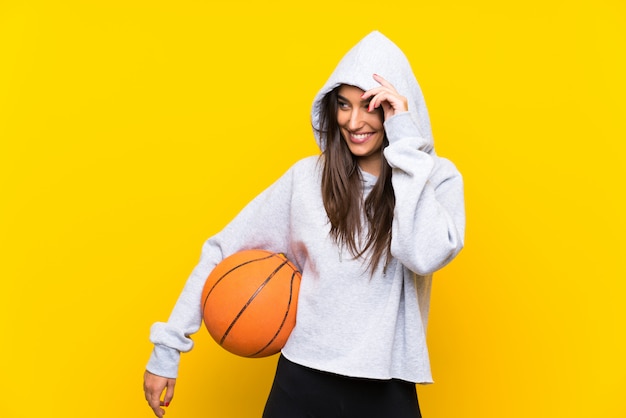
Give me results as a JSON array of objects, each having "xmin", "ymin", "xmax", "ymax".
[{"xmin": 361, "ymin": 74, "xmax": 409, "ymax": 121}]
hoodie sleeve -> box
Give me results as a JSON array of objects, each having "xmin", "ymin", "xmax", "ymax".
[
  {"xmin": 146, "ymin": 164, "xmax": 297, "ymax": 378},
  {"xmin": 383, "ymin": 112, "xmax": 465, "ymax": 275}
]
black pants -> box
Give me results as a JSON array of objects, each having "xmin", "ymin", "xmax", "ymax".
[{"xmin": 263, "ymin": 355, "xmax": 422, "ymax": 418}]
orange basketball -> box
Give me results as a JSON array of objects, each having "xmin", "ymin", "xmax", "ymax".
[{"xmin": 201, "ymin": 249, "xmax": 301, "ymax": 358}]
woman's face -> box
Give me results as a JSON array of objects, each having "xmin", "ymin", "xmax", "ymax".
[{"xmin": 336, "ymin": 85, "xmax": 385, "ymax": 176}]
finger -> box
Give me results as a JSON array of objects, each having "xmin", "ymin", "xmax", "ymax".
[
  {"xmin": 369, "ymin": 91, "xmax": 398, "ymax": 112},
  {"xmin": 361, "ymin": 86, "xmax": 389, "ymax": 101},
  {"xmin": 364, "ymin": 87, "xmax": 402, "ymax": 107},
  {"xmin": 372, "ymin": 73, "xmax": 397, "ymax": 92},
  {"xmin": 369, "ymin": 93, "xmax": 384, "ymax": 111},
  {"xmin": 163, "ymin": 379, "xmax": 176, "ymax": 406},
  {"xmin": 147, "ymin": 394, "xmax": 166, "ymax": 418},
  {"xmin": 145, "ymin": 387, "xmax": 165, "ymax": 417},
  {"xmin": 373, "ymin": 92, "xmax": 409, "ymax": 118},
  {"xmin": 144, "ymin": 372, "xmax": 168, "ymax": 417}
]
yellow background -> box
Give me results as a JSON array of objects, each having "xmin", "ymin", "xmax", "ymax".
[{"xmin": 1, "ymin": 0, "xmax": 624, "ymax": 417}]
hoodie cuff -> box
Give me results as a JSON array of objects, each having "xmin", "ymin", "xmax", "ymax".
[
  {"xmin": 384, "ymin": 112, "xmax": 427, "ymax": 148},
  {"xmin": 146, "ymin": 344, "xmax": 181, "ymax": 379}
]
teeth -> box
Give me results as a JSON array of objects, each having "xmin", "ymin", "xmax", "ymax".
[{"xmin": 352, "ymin": 133, "xmax": 370, "ymax": 139}]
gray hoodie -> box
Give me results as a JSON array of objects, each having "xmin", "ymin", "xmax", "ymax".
[{"xmin": 147, "ymin": 31, "xmax": 465, "ymax": 384}]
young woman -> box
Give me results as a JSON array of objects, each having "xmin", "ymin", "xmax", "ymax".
[{"xmin": 144, "ymin": 31, "xmax": 465, "ymax": 418}]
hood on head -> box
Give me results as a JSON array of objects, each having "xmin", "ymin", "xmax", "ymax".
[{"xmin": 311, "ymin": 31, "xmax": 433, "ymax": 153}]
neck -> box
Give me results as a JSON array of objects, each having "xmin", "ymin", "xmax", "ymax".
[{"xmin": 358, "ymin": 157, "xmax": 380, "ymax": 177}]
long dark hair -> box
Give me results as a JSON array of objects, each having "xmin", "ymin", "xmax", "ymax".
[{"xmin": 316, "ymin": 85, "xmax": 395, "ymax": 273}]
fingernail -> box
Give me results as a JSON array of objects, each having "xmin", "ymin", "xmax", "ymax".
[{"xmin": 165, "ymin": 402, "xmax": 170, "ymax": 407}]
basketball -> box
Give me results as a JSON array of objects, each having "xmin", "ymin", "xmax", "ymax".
[{"xmin": 201, "ymin": 249, "xmax": 301, "ymax": 358}]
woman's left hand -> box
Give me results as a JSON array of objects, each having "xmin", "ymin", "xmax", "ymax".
[{"xmin": 361, "ymin": 74, "xmax": 409, "ymax": 120}]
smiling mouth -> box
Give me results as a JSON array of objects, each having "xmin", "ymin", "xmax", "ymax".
[{"xmin": 349, "ymin": 132, "xmax": 373, "ymax": 143}]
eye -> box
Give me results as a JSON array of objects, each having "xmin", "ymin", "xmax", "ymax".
[{"xmin": 337, "ymin": 101, "xmax": 350, "ymax": 110}]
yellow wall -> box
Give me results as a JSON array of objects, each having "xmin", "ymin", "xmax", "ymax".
[{"xmin": 1, "ymin": 1, "xmax": 624, "ymax": 417}]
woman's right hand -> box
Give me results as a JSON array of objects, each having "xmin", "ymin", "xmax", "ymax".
[{"xmin": 143, "ymin": 370, "xmax": 176, "ymax": 417}]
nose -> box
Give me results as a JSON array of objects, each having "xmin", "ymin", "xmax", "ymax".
[{"xmin": 348, "ymin": 108, "xmax": 366, "ymax": 131}]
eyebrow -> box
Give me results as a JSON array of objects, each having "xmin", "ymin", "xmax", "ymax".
[{"xmin": 337, "ymin": 94, "xmax": 371, "ymax": 105}]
